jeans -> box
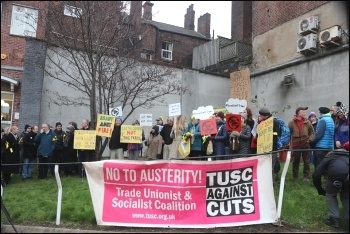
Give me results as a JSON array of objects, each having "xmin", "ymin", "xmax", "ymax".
[
  {"xmin": 38, "ymin": 156, "xmax": 49, "ymax": 179},
  {"xmin": 129, "ymin": 150, "xmax": 140, "ymax": 160},
  {"xmin": 22, "ymin": 158, "xmax": 35, "ymax": 179}
]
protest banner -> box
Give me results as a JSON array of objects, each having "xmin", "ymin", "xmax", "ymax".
[
  {"xmin": 96, "ymin": 114, "xmax": 115, "ymax": 137},
  {"xmin": 169, "ymin": 103, "xmax": 181, "ymax": 117},
  {"xmin": 140, "ymin": 114, "xmax": 153, "ymax": 126},
  {"xmin": 230, "ymin": 68, "xmax": 251, "ymax": 103},
  {"xmin": 225, "ymin": 98, "xmax": 247, "ymax": 114},
  {"xmin": 199, "ymin": 118, "xmax": 217, "ymax": 135},
  {"xmin": 109, "ymin": 106, "xmax": 123, "ymax": 118},
  {"xmin": 257, "ymin": 118, "xmax": 273, "ymax": 154},
  {"xmin": 74, "ymin": 130, "xmax": 96, "ymax": 150},
  {"xmin": 83, "ymin": 155, "xmax": 277, "ymax": 228},
  {"xmin": 120, "ymin": 125, "xmax": 142, "ymax": 143},
  {"xmin": 226, "ymin": 114, "xmax": 242, "ymax": 132},
  {"xmin": 192, "ymin": 105, "xmax": 214, "ymax": 120}
]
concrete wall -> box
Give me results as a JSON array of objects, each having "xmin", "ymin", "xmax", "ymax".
[
  {"xmin": 250, "ymin": 49, "xmax": 349, "ymax": 122},
  {"xmin": 252, "ymin": 1, "xmax": 348, "ymax": 70}
]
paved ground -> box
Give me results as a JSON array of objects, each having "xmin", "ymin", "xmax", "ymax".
[{"xmin": 1, "ymin": 224, "xmax": 118, "ymax": 233}]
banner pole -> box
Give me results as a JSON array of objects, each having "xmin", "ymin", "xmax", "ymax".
[
  {"xmin": 55, "ymin": 164, "xmax": 62, "ymax": 225},
  {"xmin": 276, "ymin": 150, "xmax": 291, "ymax": 223}
]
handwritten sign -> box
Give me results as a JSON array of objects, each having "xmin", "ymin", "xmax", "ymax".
[
  {"xmin": 192, "ymin": 105, "xmax": 214, "ymax": 120},
  {"xmin": 226, "ymin": 114, "xmax": 242, "ymax": 132},
  {"xmin": 109, "ymin": 106, "xmax": 122, "ymax": 118},
  {"xmin": 96, "ymin": 114, "xmax": 115, "ymax": 137},
  {"xmin": 225, "ymin": 98, "xmax": 247, "ymax": 114},
  {"xmin": 169, "ymin": 103, "xmax": 181, "ymax": 116},
  {"xmin": 200, "ymin": 119, "xmax": 217, "ymax": 135},
  {"xmin": 74, "ymin": 130, "xmax": 96, "ymax": 150},
  {"xmin": 257, "ymin": 118, "xmax": 273, "ymax": 154},
  {"xmin": 120, "ymin": 125, "xmax": 142, "ymax": 143},
  {"xmin": 230, "ymin": 68, "xmax": 251, "ymax": 103},
  {"xmin": 140, "ymin": 114, "xmax": 153, "ymax": 126}
]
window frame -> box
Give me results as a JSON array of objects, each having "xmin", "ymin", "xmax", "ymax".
[
  {"xmin": 63, "ymin": 5, "xmax": 83, "ymax": 18},
  {"xmin": 10, "ymin": 4, "xmax": 38, "ymax": 37},
  {"xmin": 161, "ymin": 41, "xmax": 173, "ymax": 61},
  {"xmin": 1, "ymin": 91, "xmax": 14, "ymax": 128}
]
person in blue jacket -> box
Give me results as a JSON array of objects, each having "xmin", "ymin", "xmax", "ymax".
[{"xmin": 186, "ymin": 116, "xmax": 202, "ymax": 159}]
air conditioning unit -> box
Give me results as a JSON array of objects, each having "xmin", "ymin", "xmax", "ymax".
[
  {"xmin": 319, "ymin": 26, "xmax": 342, "ymax": 47},
  {"xmin": 299, "ymin": 16, "xmax": 319, "ymax": 35},
  {"xmin": 297, "ymin": 34, "xmax": 317, "ymax": 54}
]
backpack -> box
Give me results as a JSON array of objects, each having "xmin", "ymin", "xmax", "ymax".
[{"xmin": 274, "ymin": 118, "xmax": 291, "ymax": 149}]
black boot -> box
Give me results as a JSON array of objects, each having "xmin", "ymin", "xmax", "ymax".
[{"xmin": 324, "ymin": 217, "xmax": 340, "ymax": 228}]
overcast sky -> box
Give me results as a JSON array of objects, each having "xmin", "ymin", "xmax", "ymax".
[{"xmin": 149, "ymin": 1, "xmax": 232, "ymax": 39}]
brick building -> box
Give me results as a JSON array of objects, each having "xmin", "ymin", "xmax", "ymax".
[{"xmin": 1, "ymin": 1, "xmax": 211, "ymax": 129}]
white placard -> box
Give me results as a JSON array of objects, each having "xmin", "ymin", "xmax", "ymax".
[
  {"xmin": 109, "ymin": 106, "xmax": 122, "ymax": 117},
  {"xmin": 14, "ymin": 112, "xmax": 19, "ymax": 119},
  {"xmin": 169, "ymin": 103, "xmax": 181, "ymax": 117},
  {"xmin": 225, "ymin": 98, "xmax": 247, "ymax": 114},
  {"xmin": 192, "ymin": 105, "xmax": 214, "ymax": 120},
  {"xmin": 140, "ymin": 114, "xmax": 153, "ymax": 126}
]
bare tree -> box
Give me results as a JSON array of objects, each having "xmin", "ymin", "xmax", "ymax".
[{"xmin": 38, "ymin": 1, "xmax": 188, "ymax": 159}]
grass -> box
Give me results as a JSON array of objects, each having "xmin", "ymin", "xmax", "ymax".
[{"xmin": 0, "ymin": 162, "xmax": 345, "ymax": 232}]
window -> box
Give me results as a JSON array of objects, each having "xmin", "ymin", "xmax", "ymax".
[
  {"xmin": 10, "ymin": 5, "xmax": 38, "ymax": 37},
  {"xmin": 1, "ymin": 92, "xmax": 14, "ymax": 129},
  {"xmin": 64, "ymin": 5, "xmax": 82, "ymax": 18},
  {"xmin": 161, "ymin": 42, "xmax": 173, "ymax": 60},
  {"xmin": 141, "ymin": 53, "xmax": 153, "ymax": 60}
]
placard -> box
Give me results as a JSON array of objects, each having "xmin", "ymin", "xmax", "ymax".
[
  {"xmin": 225, "ymin": 98, "xmax": 247, "ymax": 114},
  {"xmin": 169, "ymin": 103, "xmax": 181, "ymax": 117},
  {"xmin": 73, "ymin": 130, "xmax": 96, "ymax": 150},
  {"xmin": 192, "ymin": 106, "xmax": 214, "ymax": 120},
  {"xmin": 199, "ymin": 119, "xmax": 217, "ymax": 135},
  {"xmin": 257, "ymin": 118, "xmax": 273, "ymax": 154},
  {"xmin": 109, "ymin": 106, "xmax": 123, "ymax": 117},
  {"xmin": 226, "ymin": 114, "xmax": 242, "ymax": 132},
  {"xmin": 140, "ymin": 114, "xmax": 153, "ymax": 126},
  {"xmin": 230, "ymin": 68, "xmax": 251, "ymax": 103},
  {"xmin": 120, "ymin": 125, "xmax": 143, "ymax": 143},
  {"xmin": 96, "ymin": 114, "xmax": 115, "ymax": 137}
]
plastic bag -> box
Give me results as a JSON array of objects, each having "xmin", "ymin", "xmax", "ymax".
[
  {"xmin": 206, "ymin": 140, "xmax": 213, "ymax": 155},
  {"xmin": 178, "ymin": 138, "xmax": 191, "ymax": 158}
]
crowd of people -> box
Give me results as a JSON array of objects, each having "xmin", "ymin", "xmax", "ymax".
[{"xmin": 1, "ymin": 102, "xmax": 349, "ymax": 230}]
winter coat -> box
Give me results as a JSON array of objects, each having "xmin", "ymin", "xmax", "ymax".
[
  {"xmin": 160, "ymin": 124, "xmax": 173, "ymax": 145},
  {"xmin": 313, "ymin": 113, "xmax": 334, "ymax": 150},
  {"xmin": 288, "ymin": 117, "xmax": 315, "ymax": 147},
  {"xmin": 145, "ymin": 134, "xmax": 162, "ymax": 159},
  {"xmin": 234, "ymin": 124, "xmax": 252, "ymax": 155},
  {"xmin": 54, "ymin": 129, "xmax": 66, "ymax": 151},
  {"xmin": 22, "ymin": 131, "xmax": 38, "ymax": 160},
  {"xmin": 62, "ymin": 131, "xmax": 77, "ymax": 172},
  {"xmin": 209, "ymin": 121, "xmax": 228, "ymax": 157},
  {"xmin": 335, "ymin": 114, "xmax": 349, "ymax": 146},
  {"xmin": 34, "ymin": 130, "xmax": 57, "ymax": 157},
  {"xmin": 169, "ymin": 128, "xmax": 186, "ymax": 159},
  {"xmin": 186, "ymin": 121, "xmax": 202, "ymax": 152},
  {"xmin": 109, "ymin": 125, "xmax": 127, "ymax": 150},
  {"xmin": 1, "ymin": 132, "xmax": 21, "ymax": 174}
]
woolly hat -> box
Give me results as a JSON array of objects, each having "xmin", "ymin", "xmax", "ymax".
[
  {"xmin": 216, "ymin": 111, "xmax": 225, "ymax": 120},
  {"xmin": 66, "ymin": 125, "xmax": 75, "ymax": 133},
  {"xmin": 295, "ymin": 107, "xmax": 308, "ymax": 115},
  {"xmin": 319, "ymin": 107, "xmax": 330, "ymax": 114},
  {"xmin": 259, "ymin": 107, "xmax": 271, "ymax": 117},
  {"xmin": 115, "ymin": 116, "xmax": 123, "ymax": 122},
  {"xmin": 24, "ymin": 124, "xmax": 31, "ymax": 131},
  {"xmin": 343, "ymin": 141, "xmax": 349, "ymax": 151},
  {"xmin": 55, "ymin": 122, "xmax": 62, "ymax": 127},
  {"xmin": 336, "ymin": 101, "xmax": 347, "ymax": 115},
  {"xmin": 308, "ymin": 112, "xmax": 316, "ymax": 118}
]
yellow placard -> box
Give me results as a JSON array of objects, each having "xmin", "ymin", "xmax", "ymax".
[
  {"xmin": 257, "ymin": 118, "xmax": 273, "ymax": 154},
  {"xmin": 120, "ymin": 125, "xmax": 142, "ymax": 143},
  {"xmin": 96, "ymin": 114, "xmax": 115, "ymax": 137},
  {"xmin": 74, "ymin": 130, "xmax": 96, "ymax": 150}
]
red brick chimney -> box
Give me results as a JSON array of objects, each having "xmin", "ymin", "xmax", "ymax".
[
  {"xmin": 143, "ymin": 1, "xmax": 154, "ymax": 21},
  {"xmin": 184, "ymin": 4, "xmax": 195, "ymax": 30},
  {"xmin": 130, "ymin": 1, "xmax": 142, "ymax": 26},
  {"xmin": 197, "ymin": 13, "xmax": 211, "ymax": 38}
]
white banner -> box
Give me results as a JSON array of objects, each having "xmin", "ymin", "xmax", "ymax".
[
  {"xmin": 169, "ymin": 103, "xmax": 181, "ymax": 117},
  {"xmin": 225, "ymin": 98, "xmax": 247, "ymax": 114},
  {"xmin": 83, "ymin": 155, "xmax": 277, "ymax": 228},
  {"xmin": 192, "ymin": 105, "xmax": 214, "ymax": 120},
  {"xmin": 109, "ymin": 106, "xmax": 123, "ymax": 117},
  {"xmin": 140, "ymin": 114, "xmax": 153, "ymax": 126}
]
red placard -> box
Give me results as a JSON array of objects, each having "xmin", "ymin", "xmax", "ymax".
[
  {"xmin": 199, "ymin": 118, "xmax": 217, "ymax": 135},
  {"xmin": 226, "ymin": 114, "xmax": 242, "ymax": 132}
]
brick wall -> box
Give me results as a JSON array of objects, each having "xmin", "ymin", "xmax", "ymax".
[
  {"xmin": 197, "ymin": 13, "xmax": 211, "ymax": 39},
  {"xmin": 231, "ymin": 1, "xmax": 252, "ymax": 44},
  {"xmin": 252, "ymin": 1, "xmax": 328, "ymax": 38}
]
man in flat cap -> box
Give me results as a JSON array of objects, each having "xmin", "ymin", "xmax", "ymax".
[{"xmin": 311, "ymin": 107, "xmax": 335, "ymax": 166}]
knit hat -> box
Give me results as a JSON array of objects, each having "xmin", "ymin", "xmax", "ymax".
[
  {"xmin": 308, "ymin": 112, "xmax": 316, "ymax": 118},
  {"xmin": 259, "ymin": 107, "xmax": 271, "ymax": 117},
  {"xmin": 24, "ymin": 124, "xmax": 31, "ymax": 131},
  {"xmin": 295, "ymin": 107, "xmax": 308, "ymax": 115},
  {"xmin": 319, "ymin": 107, "xmax": 330, "ymax": 114},
  {"xmin": 343, "ymin": 141, "xmax": 349, "ymax": 151},
  {"xmin": 115, "ymin": 117, "xmax": 123, "ymax": 122},
  {"xmin": 66, "ymin": 125, "xmax": 75, "ymax": 133},
  {"xmin": 336, "ymin": 101, "xmax": 347, "ymax": 115},
  {"xmin": 55, "ymin": 122, "xmax": 62, "ymax": 127},
  {"xmin": 216, "ymin": 111, "xmax": 225, "ymax": 120}
]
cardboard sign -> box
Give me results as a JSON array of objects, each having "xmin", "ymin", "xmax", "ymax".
[
  {"xmin": 169, "ymin": 103, "xmax": 181, "ymax": 116},
  {"xmin": 120, "ymin": 125, "xmax": 143, "ymax": 143},
  {"xmin": 257, "ymin": 118, "xmax": 273, "ymax": 154},
  {"xmin": 140, "ymin": 114, "xmax": 152, "ymax": 126},
  {"xmin": 74, "ymin": 130, "xmax": 96, "ymax": 150},
  {"xmin": 226, "ymin": 114, "xmax": 242, "ymax": 132},
  {"xmin": 200, "ymin": 119, "xmax": 217, "ymax": 135},
  {"xmin": 96, "ymin": 114, "xmax": 115, "ymax": 137},
  {"xmin": 230, "ymin": 68, "xmax": 251, "ymax": 103}
]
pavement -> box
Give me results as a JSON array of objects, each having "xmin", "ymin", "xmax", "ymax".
[{"xmin": 1, "ymin": 224, "xmax": 118, "ymax": 233}]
